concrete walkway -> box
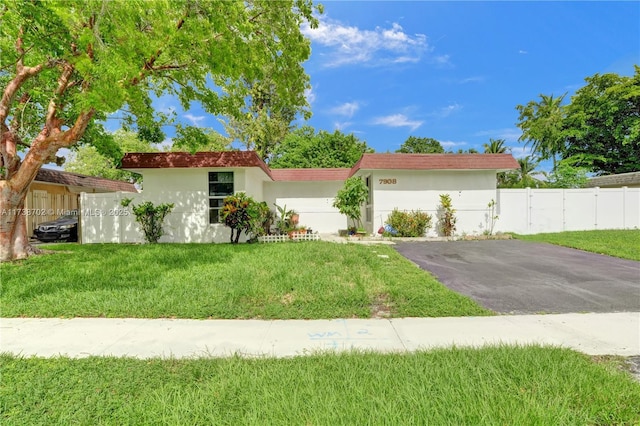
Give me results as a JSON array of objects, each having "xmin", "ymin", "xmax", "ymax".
[{"xmin": 1, "ymin": 312, "xmax": 638, "ymax": 359}]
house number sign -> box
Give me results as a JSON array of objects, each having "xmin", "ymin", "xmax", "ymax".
[{"xmin": 379, "ymin": 178, "xmax": 397, "ymax": 184}]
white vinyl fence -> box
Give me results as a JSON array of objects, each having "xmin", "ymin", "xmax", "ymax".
[
  {"xmin": 80, "ymin": 187, "xmax": 640, "ymax": 243},
  {"xmin": 495, "ymin": 187, "xmax": 640, "ymax": 234}
]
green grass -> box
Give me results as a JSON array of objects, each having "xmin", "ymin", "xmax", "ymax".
[
  {"xmin": 0, "ymin": 242, "xmax": 490, "ymax": 319},
  {"xmin": 515, "ymin": 229, "xmax": 640, "ymax": 261},
  {"xmin": 1, "ymin": 346, "xmax": 638, "ymax": 425}
]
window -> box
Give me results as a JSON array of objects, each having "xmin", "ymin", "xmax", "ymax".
[{"xmin": 209, "ymin": 172, "xmax": 234, "ymax": 223}]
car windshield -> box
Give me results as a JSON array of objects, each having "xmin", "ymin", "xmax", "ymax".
[{"xmin": 59, "ymin": 214, "xmax": 78, "ymax": 220}]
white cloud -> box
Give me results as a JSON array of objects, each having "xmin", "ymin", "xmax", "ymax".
[
  {"xmin": 458, "ymin": 76, "xmax": 485, "ymax": 84},
  {"xmin": 302, "ymin": 17, "xmax": 430, "ymax": 67},
  {"xmin": 439, "ymin": 140, "xmax": 466, "ymax": 148},
  {"xmin": 183, "ymin": 113, "xmax": 205, "ymax": 126},
  {"xmin": 330, "ymin": 101, "xmax": 360, "ymax": 118},
  {"xmin": 305, "ymin": 86, "xmax": 316, "ymax": 105},
  {"xmin": 519, "ymin": 50, "xmax": 528, "ymax": 54},
  {"xmin": 334, "ymin": 121, "xmax": 352, "ymax": 131},
  {"xmin": 438, "ymin": 103, "xmax": 462, "ymax": 118},
  {"xmin": 371, "ymin": 114, "xmax": 423, "ymax": 131}
]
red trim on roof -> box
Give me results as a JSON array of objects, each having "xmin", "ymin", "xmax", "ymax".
[
  {"xmin": 35, "ymin": 168, "xmax": 137, "ymax": 192},
  {"xmin": 270, "ymin": 168, "xmax": 351, "ymax": 182},
  {"xmin": 121, "ymin": 151, "xmax": 273, "ymax": 179},
  {"xmin": 349, "ymin": 153, "xmax": 519, "ymax": 176}
]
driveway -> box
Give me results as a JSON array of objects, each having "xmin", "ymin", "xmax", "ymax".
[{"xmin": 394, "ymin": 240, "xmax": 640, "ymax": 314}]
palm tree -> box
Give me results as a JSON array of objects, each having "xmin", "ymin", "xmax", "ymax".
[
  {"xmin": 516, "ymin": 93, "xmax": 567, "ymax": 171},
  {"xmin": 518, "ymin": 156, "xmax": 542, "ymax": 187},
  {"xmin": 483, "ymin": 138, "xmax": 508, "ymax": 154}
]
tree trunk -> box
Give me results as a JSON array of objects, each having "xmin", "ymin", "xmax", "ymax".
[{"xmin": 0, "ymin": 180, "xmax": 40, "ymax": 261}]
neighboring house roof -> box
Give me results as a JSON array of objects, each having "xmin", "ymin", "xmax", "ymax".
[
  {"xmin": 349, "ymin": 153, "xmax": 520, "ymax": 177},
  {"xmin": 35, "ymin": 168, "xmax": 137, "ymax": 192},
  {"xmin": 121, "ymin": 151, "xmax": 273, "ymax": 180},
  {"xmin": 270, "ymin": 168, "xmax": 351, "ymax": 182},
  {"xmin": 584, "ymin": 171, "xmax": 640, "ymax": 188}
]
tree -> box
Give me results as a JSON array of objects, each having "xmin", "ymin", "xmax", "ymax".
[
  {"xmin": 396, "ymin": 136, "xmax": 444, "ymax": 154},
  {"xmin": 563, "ymin": 67, "xmax": 640, "ymax": 175},
  {"xmin": 224, "ymin": 77, "xmax": 301, "ymax": 161},
  {"xmin": 483, "ymin": 138, "xmax": 509, "ymax": 154},
  {"xmin": 333, "ymin": 176, "xmax": 369, "ymax": 231},
  {"xmin": 269, "ymin": 126, "xmax": 373, "ymax": 168},
  {"xmin": 499, "ymin": 156, "xmax": 543, "ymax": 188},
  {"xmin": 65, "ymin": 130, "xmax": 158, "ymax": 182},
  {"xmin": 516, "ymin": 93, "xmax": 567, "ymax": 170},
  {"xmin": 170, "ymin": 125, "xmax": 231, "ymax": 153},
  {"xmin": 0, "ymin": 0, "xmax": 319, "ymax": 261},
  {"xmin": 545, "ymin": 157, "xmax": 589, "ymax": 188}
]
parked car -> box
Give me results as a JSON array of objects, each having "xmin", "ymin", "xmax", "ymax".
[{"xmin": 33, "ymin": 211, "xmax": 78, "ymax": 242}]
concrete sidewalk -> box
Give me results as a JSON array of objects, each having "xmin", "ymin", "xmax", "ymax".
[{"xmin": 1, "ymin": 312, "xmax": 639, "ymax": 359}]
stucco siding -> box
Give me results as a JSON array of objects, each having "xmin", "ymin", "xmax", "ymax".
[
  {"xmin": 365, "ymin": 170, "xmax": 498, "ymax": 236},
  {"xmin": 263, "ymin": 181, "xmax": 347, "ymax": 233}
]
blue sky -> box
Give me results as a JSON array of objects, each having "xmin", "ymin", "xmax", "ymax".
[{"xmin": 117, "ymin": 1, "xmax": 639, "ymax": 169}]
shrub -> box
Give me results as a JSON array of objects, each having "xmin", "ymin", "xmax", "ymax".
[
  {"xmin": 121, "ymin": 199, "xmax": 174, "ymax": 243},
  {"xmin": 437, "ymin": 194, "xmax": 457, "ymax": 237},
  {"xmin": 385, "ymin": 209, "xmax": 432, "ymax": 237},
  {"xmin": 333, "ymin": 176, "xmax": 369, "ymax": 230},
  {"xmin": 221, "ymin": 193, "xmax": 254, "ymax": 244}
]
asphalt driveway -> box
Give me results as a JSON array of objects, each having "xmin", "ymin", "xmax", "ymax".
[{"xmin": 394, "ymin": 240, "xmax": 640, "ymax": 314}]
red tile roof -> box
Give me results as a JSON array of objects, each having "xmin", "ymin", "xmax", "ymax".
[
  {"xmin": 121, "ymin": 151, "xmax": 273, "ymax": 179},
  {"xmin": 120, "ymin": 151, "xmax": 519, "ymax": 182},
  {"xmin": 350, "ymin": 153, "xmax": 519, "ymax": 176},
  {"xmin": 35, "ymin": 168, "xmax": 137, "ymax": 192},
  {"xmin": 270, "ymin": 168, "xmax": 351, "ymax": 182}
]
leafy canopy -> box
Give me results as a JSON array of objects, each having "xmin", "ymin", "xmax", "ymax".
[
  {"xmin": 269, "ymin": 126, "xmax": 373, "ymax": 168},
  {"xmin": 396, "ymin": 136, "xmax": 444, "ymax": 154},
  {"xmin": 1, "ymin": 0, "xmax": 320, "ymax": 176}
]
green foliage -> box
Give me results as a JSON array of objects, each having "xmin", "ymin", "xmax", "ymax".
[
  {"xmin": 3, "ymin": 347, "xmax": 639, "ymax": 425},
  {"xmin": 269, "ymin": 126, "xmax": 374, "ymax": 168},
  {"xmin": 485, "ymin": 199, "xmax": 499, "ymax": 235},
  {"xmin": 65, "ymin": 130, "xmax": 157, "ymax": 183},
  {"xmin": 545, "ymin": 157, "xmax": 589, "ymax": 188},
  {"xmin": 437, "ymin": 194, "xmax": 457, "ymax": 237},
  {"xmin": 516, "ymin": 67, "xmax": 640, "ymax": 175},
  {"xmin": 0, "ymin": 243, "xmax": 490, "ymax": 318},
  {"xmin": 396, "ymin": 136, "xmax": 444, "ymax": 154},
  {"xmin": 516, "ymin": 93, "xmax": 567, "ymax": 169},
  {"xmin": 563, "ymin": 67, "xmax": 640, "ymax": 175},
  {"xmin": 333, "ymin": 177, "xmax": 369, "ymax": 229},
  {"xmin": 483, "ymin": 138, "xmax": 508, "ymax": 154},
  {"xmin": 121, "ymin": 199, "xmax": 174, "ymax": 243},
  {"xmin": 499, "ymin": 156, "xmax": 544, "ymax": 188},
  {"xmin": 171, "ymin": 125, "xmax": 231, "ymax": 153},
  {"xmin": 224, "ymin": 78, "xmax": 299, "ymax": 161},
  {"xmin": 515, "ymin": 229, "xmax": 640, "ymax": 261},
  {"xmin": 385, "ymin": 209, "xmax": 432, "ymax": 237},
  {"xmin": 221, "ymin": 193, "xmax": 256, "ymax": 243},
  {"xmin": 0, "ymin": 0, "xmax": 320, "ymax": 178},
  {"xmin": 273, "ymin": 203, "xmax": 298, "ymax": 234}
]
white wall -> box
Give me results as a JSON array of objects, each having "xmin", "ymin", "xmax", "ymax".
[
  {"xmin": 366, "ymin": 170, "xmax": 499, "ymax": 236},
  {"xmin": 496, "ymin": 187, "xmax": 640, "ymax": 234},
  {"xmin": 82, "ymin": 168, "xmax": 268, "ymax": 244},
  {"xmin": 263, "ymin": 180, "xmax": 347, "ymax": 233}
]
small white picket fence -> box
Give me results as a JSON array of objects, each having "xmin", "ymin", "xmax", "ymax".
[{"xmin": 258, "ymin": 233, "xmax": 321, "ymax": 243}]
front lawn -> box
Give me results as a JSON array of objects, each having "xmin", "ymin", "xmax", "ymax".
[
  {"xmin": 0, "ymin": 242, "xmax": 490, "ymax": 319},
  {"xmin": 1, "ymin": 346, "xmax": 638, "ymax": 425},
  {"xmin": 515, "ymin": 229, "xmax": 640, "ymax": 261}
]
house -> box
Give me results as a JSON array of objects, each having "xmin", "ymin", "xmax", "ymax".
[
  {"xmin": 584, "ymin": 171, "xmax": 640, "ymax": 188},
  {"xmin": 108, "ymin": 151, "xmax": 518, "ymax": 243},
  {"xmin": 27, "ymin": 168, "xmax": 137, "ymax": 233}
]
